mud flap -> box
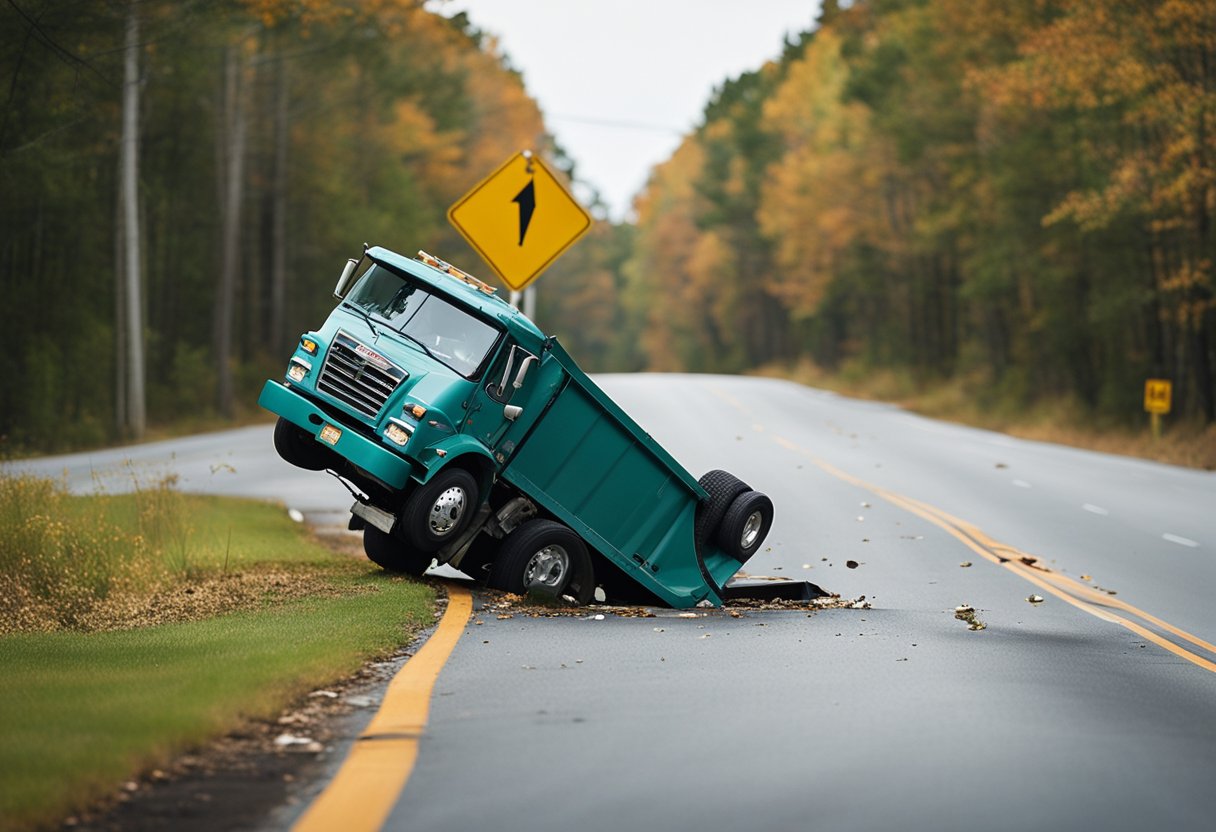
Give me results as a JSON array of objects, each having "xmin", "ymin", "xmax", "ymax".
[{"xmin": 721, "ymin": 578, "xmax": 828, "ymax": 602}]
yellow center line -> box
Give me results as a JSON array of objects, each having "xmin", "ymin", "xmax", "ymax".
[
  {"xmin": 771, "ymin": 435, "xmax": 1216, "ymax": 674},
  {"xmin": 292, "ymin": 583, "xmax": 473, "ymax": 832}
]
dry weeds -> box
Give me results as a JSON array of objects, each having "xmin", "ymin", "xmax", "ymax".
[{"xmin": 0, "ymin": 566, "xmax": 373, "ymax": 636}]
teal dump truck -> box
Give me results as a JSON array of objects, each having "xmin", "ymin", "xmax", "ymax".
[{"xmin": 259, "ymin": 246, "xmax": 776, "ymax": 608}]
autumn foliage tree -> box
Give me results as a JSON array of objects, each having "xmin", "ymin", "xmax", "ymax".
[{"xmin": 625, "ymin": 0, "xmax": 1216, "ymax": 426}]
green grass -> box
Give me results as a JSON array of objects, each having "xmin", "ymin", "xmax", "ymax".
[
  {"xmin": 0, "ymin": 473, "xmax": 439, "ymax": 830},
  {"xmin": 0, "ymin": 472, "xmax": 346, "ymax": 631},
  {"xmin": 0, "ymin": 570, "xmax": 435, "ymax": 831},
  {"xmin": 64, "ymin": 490, "xmax": 343, "ymax": 571}
]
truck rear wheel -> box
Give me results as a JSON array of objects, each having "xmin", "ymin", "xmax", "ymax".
[
  {"xmin": 273, "ymin": 417, "xmax": 333, "ymax": 471},
  {"xmin": 489, "ymin": 519, "xmax": 595, "ymax": 605},
  {"xmin": 363, "ymin": 526, "xmax": 432, "ymax": 576},
  {"xmin": 400, "ymin": 468, "xmax": 479, "ymax": 553},
  {"xmin": 717, "ymin": 491, "xmax": 774, "ymax": 562},
  {"xmin": 695, "ymin": 470, "xmax": 750, "ymax": 552}
]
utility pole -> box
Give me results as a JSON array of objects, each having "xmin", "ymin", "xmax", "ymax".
[{"xmin": 120, "ymin": 2, "xmax": 146, "ymax": 438}]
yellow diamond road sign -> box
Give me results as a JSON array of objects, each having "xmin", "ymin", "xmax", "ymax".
[{"xmin": 448, "ymin": 151, "xmax": 592, "ymax": 292}]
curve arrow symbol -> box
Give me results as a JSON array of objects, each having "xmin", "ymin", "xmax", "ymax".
[{"xmin": 513, "ymin": 179, "xmax": 536, "ymax": 246}]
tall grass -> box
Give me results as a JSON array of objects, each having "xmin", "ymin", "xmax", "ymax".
[{"xmin": 0, "ymin": 472, "xmax": 187, "ymax": 631}]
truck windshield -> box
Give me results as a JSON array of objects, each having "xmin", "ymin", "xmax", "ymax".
[{"xmin": 346, "ymin": 264, "xmax": 501, "ymax": 378}]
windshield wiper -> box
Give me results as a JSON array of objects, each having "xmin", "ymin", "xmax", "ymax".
[
  {"xmin": 399, "ymin": 330, "xmax": 440, "ymax": 362},
  {"xmin": 341, "ymin": 301, "xmax": 379, "ymax": 339}
]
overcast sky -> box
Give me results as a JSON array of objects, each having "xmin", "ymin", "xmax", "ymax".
[{"xmin": 429, "ymin": 1, "xmax": 821, "ymax": 221}]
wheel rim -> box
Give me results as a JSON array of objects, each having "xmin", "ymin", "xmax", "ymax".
[
  {"xmin": 523, "ymin": 545, "xmax": 569, "ymax": 590},
  {"xmin": 740, "ymin": 510, "xmax": 763, "ymax": 549},
  {"xmin": 428, "ymin": 486, "xmax": 468, "ymax": 536}
]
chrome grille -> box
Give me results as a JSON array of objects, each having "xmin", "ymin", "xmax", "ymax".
[{"xmin": 317, "ymin": 332, "xmax": 407, "ymax": 418}]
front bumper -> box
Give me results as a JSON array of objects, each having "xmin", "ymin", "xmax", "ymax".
[{"xmin": 258, "ymin": 380, "xmax": 415, "ymax": 489}]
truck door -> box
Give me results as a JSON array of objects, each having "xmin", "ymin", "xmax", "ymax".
[{"xmin": 464, "ymin": 342, "xmax": 562, "ymax": 463}]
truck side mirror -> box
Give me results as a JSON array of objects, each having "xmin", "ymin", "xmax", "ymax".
[
  {"xmin": 504, "ymin": 404, "xmax": 523, "ymax": 421},
  {"xmin": 333, "ymin": 258, "xmax": 359, "ymax": 299}
]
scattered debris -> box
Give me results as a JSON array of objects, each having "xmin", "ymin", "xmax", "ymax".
[
  {"xmin": 846, "ymin": 560, "xmax": 861, "ymax": 569},
  {"xmin": 272, "ymin": 734, "xmax": 321, "ymax": 753},
  {"xmin": 308, "ymin": 690, "xmax": 338, "ymax": 699},
  {"xmin": 959, "ymin": 561, "xmax": 972, "ymax": 568},
  {"xmin": 287, "ymin": 508, "xmax": 305, "ymax": 523},
  {"xmin": 954, "ymin": 604, "xmax": 986, "ymax": 630},
  {"xmin": 1027, "ymin": 595, "xmax": 1044, "ymax": 605},
  {"xmin": 1080, "ymin": 574, "xmax": 1092, "ymax": 581}
]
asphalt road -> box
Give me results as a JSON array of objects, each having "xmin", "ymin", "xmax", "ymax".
[{"xmin": 12, "ymin": 374, "xmax": 1216, "ymax": 831}]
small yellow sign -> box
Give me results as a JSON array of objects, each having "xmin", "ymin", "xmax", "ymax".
[
  {"xmin": 448, "ymin": 151, "xmax": 592, "ymax": 292},
  {"xmin": 1144, "ymin": 379, "xmax": 1172, "ymax": 414}
]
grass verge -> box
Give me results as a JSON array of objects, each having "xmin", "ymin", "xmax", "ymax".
[
  {"xmin": 757, "ymin": 358, "xmax": 1216, "ymax": 470},
  {"xmin": 0, "ymin": 473, "xmax": 437, "ymax": 831}
]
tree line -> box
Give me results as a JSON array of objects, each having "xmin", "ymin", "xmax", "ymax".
[
  {"xmin": 4, "ymin": 0, "xmax": 1214, "ymax": 455},
  {"xmin": 1, "ymin": 0, "xmax": 550, "ymax": 451},
  {"xmin": 620, "ymin": 0, "xmax": 1216, "ymax": 426}
]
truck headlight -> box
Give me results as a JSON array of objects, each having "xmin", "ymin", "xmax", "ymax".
[
  {"xmin": 287, "ymin": 358, "xmax": 311, "ymax": 383},
  {"xmin": 384, "ymin": 419, "xmax": 413, "ymax": 446}
]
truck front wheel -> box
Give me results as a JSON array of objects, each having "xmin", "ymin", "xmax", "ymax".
[
  {"xmin": 400, "ymin": 468, "xmax": 480, "ymax": 553},
  {"xmin": 363, "ymin": 526, "xmax": 433, "ymax": 576},
  {"xmin": 489, "ymin": 519, "xmax": 595, "ymax": 605}
]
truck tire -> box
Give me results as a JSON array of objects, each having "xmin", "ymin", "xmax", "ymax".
[
  {"xmin": 716, "ymin": 490, "xmax": 774, "ymax": 562},
  {"xmin": 399, "ymin": 468, "xmax": 480, "ymax": 553},
  {"xmin": 489, "ymin": 519, "xmax": 595, "ymax": 605},
  {"xmin": 363, "ymin": 526, "xmax": 432, "ymax": 576},
  {"xmin": 273, "ymin": 417, "xmax": 333, "ymax": 471},
  {"xmin": 695, "ymin": 470, "xmax": 750, "ymax": 552}
]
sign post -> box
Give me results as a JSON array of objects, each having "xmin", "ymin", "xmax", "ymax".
[
  {"xmin": 448, "ymin": 150, "xmax": 592, "ymax": 295},
  {"xmin": 1144, "ymin": 378, "xmax": 1172, "ymax": 439}
]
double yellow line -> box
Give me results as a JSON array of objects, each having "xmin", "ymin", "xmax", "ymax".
[
  {"xmin": 293, "ymin": 586, "xmax": 473, "ymax": 831},
  {"xmin": 774, "ymin": 437, "xmax": 1216, "ymax": 674}
]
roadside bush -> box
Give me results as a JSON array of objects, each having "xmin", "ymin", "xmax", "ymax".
[{"xmin": 0, "ymin": 473, "xmax": 185, "ymax": 632}]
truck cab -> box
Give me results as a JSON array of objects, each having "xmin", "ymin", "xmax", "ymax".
[{"xmin": 259, "ymin": 246, "xmax": 775, "ymax": 607}]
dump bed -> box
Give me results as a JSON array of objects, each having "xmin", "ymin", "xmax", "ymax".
[{"xmin": 502, "ymin": 342, "xmax": 736, "ymax": 607}]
